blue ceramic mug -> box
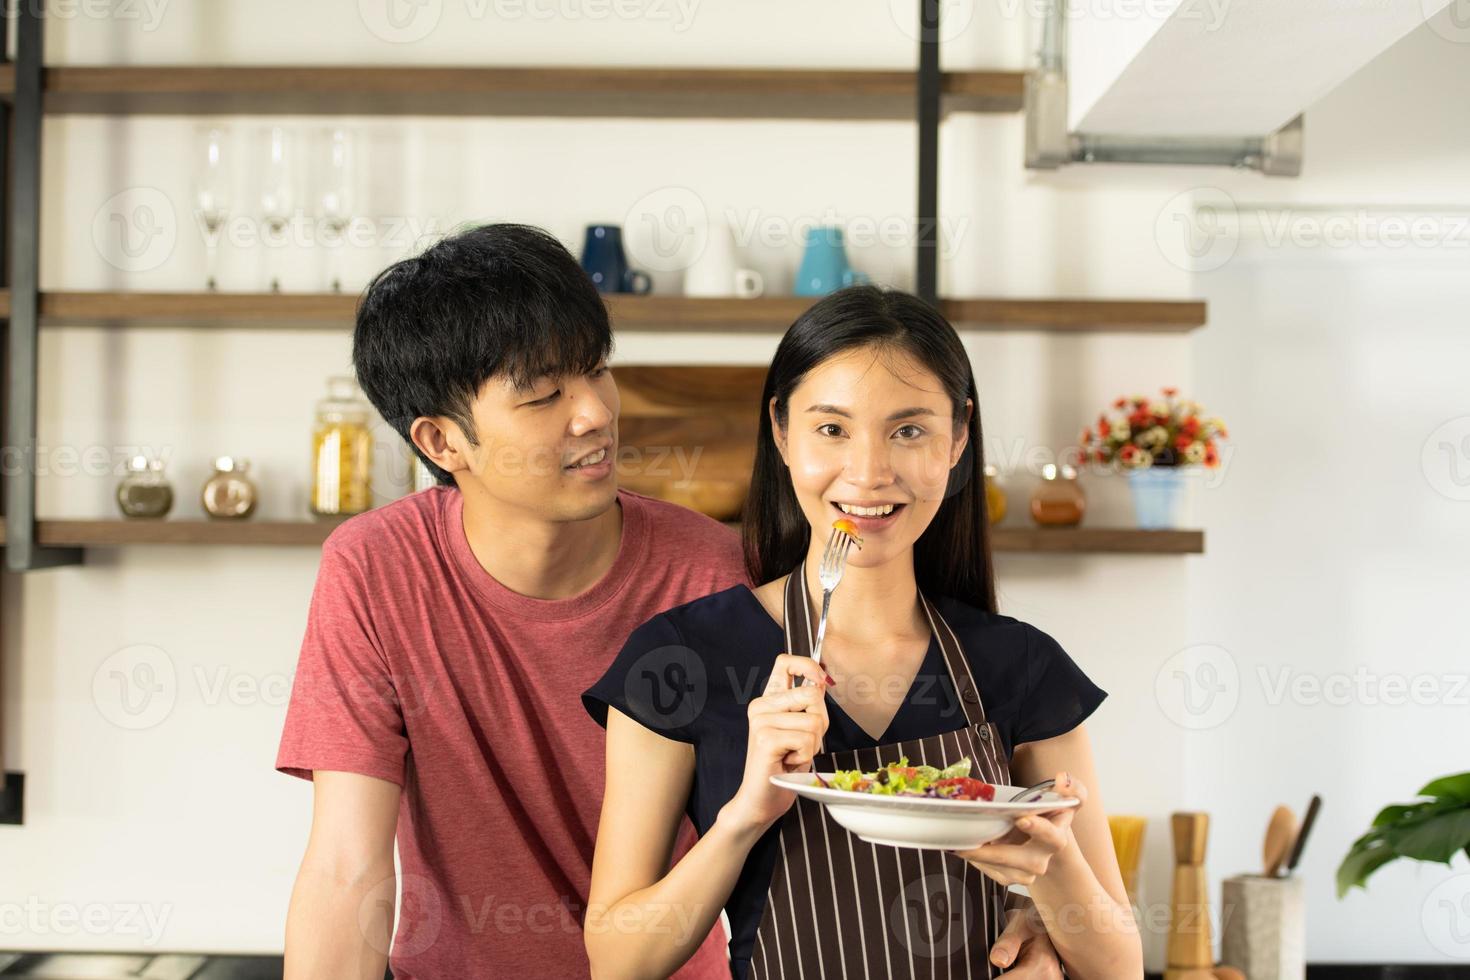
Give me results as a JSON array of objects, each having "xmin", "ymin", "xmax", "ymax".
[
  {"xmin": 794, "ymin": 225, "xmax": 869, "ymax": 296},
  {"xmin": 580, "ymin": 225, "xmax": 653, "ymax": 295}
]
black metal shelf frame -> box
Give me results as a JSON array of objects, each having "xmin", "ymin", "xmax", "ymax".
[{"xmin": 5, "ymin": 4, "xmax": 85, "ymax": 571}]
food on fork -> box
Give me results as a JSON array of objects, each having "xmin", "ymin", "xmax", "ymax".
[
  {"xmin": 831, "ymin": 517, "xmax": 863, "ymax": 548},
  {"xmin": 827, "ymin": 756, "xmax": 996, "ymax": 801}
]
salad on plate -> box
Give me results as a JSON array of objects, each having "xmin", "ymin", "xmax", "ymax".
[{"xmin": 819, "ymin": 756, "xmax": 996, "ymax": 802}]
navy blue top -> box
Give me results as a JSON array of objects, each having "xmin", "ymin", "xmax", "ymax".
[{"xmin": 582, "ymin": 584, "xmax": 1106, "ymax": 980}]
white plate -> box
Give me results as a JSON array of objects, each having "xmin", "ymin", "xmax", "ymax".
[{"xmin": 770, "ymin": 773, "xmax": 1081, "ymax": 850}]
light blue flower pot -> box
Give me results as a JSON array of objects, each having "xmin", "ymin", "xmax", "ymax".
[{"xmin": 1127, "ymin": 467, "xmax": 1187, "ymax": 529}]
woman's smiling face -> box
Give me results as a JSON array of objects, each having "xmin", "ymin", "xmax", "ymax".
[{"xmin": 770, "ymin": 344, "xmax": 971, "ymax": 567}]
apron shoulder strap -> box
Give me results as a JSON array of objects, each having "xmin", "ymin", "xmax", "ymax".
[
  {"xmin": 919, "ymin": 593, "xmax": 988, "ymax": 728},
  {"xmin": 782, "ymin": 561, "xmax": 989, "ymax": 729},
  {"xmin": 781, "ymin": 561, "xmax": 813, "ymax": 659}
]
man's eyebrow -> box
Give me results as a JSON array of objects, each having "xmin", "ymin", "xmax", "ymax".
[
  {"xmin": 511, "ymin": 375, "xmax": 553, "ymax": 395},
  {"xmin": 804, "ymin": 404, "xmax": 938, "ymax": 422}
]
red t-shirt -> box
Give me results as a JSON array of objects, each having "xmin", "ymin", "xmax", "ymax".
[{"xmin": 276, "ymin": 486, "xmax": 747, "ymax": 979}]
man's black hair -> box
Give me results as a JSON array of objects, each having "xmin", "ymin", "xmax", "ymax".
[{"xmin": 352, "ymin": 223, "xmax": 613, "ymax": 485}]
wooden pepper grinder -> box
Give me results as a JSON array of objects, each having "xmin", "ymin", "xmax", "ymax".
[{"xmin": 1165, "ymin": 812, "xmax": 1216, "ymax": 980}]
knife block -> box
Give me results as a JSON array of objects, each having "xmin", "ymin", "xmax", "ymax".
[
  {"xmin": 1220, "ymin": 874, "xmax": 1305, "ymax": 980},
  {"xmin": 1165, "ymin": 812, "xmax": 1214, "ymax": 980}
]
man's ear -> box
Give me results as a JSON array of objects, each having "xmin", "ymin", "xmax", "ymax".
[
  {"xmin": 951, "ymin": 398, "xmax": 973, "ymax": 467},
  {"xmin": 410, "ymin": 417, "xmax": 470, "ymax": 476},
  {"xmin": 768, "ymin": 396, "xmax": 790, "ymax": 466}
]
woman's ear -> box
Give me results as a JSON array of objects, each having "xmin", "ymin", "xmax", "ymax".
[
  {"xmin": 951, "ymin": 399, "xmax": 974, "ymax": 467},
  {"xmin": 768, "ymin": 396, "xmax": 790, "ymax": 466},
  {"xmin": 411, "ymin": 416, "xmax": 468, "ymax": 477}
]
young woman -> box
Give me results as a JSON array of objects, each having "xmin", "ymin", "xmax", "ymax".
[{"xmin": 582, "ymin": 286, "xmax": 1143, "ymax": 979}]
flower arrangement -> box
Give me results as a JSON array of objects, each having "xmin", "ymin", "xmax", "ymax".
[{"xmin": 1080, "ymin": 387, "xmax": 1228, "ymax": 469}]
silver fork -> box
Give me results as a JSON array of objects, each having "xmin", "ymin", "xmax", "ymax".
[{"xmin": 807, "ymin": 522, "xmax": 861, "ymax": 674}]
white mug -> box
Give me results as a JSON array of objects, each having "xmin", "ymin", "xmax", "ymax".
[{"xmin": 685, "ymin": 220, "xmax": 765, "ymax": 299}]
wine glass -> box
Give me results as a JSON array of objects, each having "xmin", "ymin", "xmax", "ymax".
[
  {"xmin": 259, "ymin": 126, "xmax": 295, "ymax": 292},
  {"xmin": 194, "ymin": 126, "xmax": 231, "ymax": 291},
  {"xmin": 314, "ymin": 127, "xmax": 356, "ymax": 293}
]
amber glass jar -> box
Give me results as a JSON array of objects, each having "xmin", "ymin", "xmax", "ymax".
[
  {"xmin": 1030, "ymin": 463, "xmax": 1085, "ymax": 526},
  {"xmin": 983, "ymin": 464, "xmax": 1007, "ymax": 525}
]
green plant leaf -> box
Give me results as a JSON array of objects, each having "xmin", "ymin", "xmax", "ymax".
[
  {"xmin": 1337, "ymin": 838, "xmax": 1398, "ymax": 898},
  {"xmin": 1383, "ymin": 808, "xmax": 1470, "ymax": 864},
  {"xmin": 1419, "ymin": 772, "xmax": 1470, "ymax": 803},
  {"xmin": 1372, "ymin": 803, "xmax": 1428, "ymax": 827}
]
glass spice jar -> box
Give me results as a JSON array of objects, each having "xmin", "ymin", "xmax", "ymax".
[
  {"xmin": 202, "ymin": 456, "xmax": 258, "ymax": 520},
  {"xmin": 1030, "ymin": 463, "xmax": 1085, "ymax": 526},
  {"xmin": 116, "ymin": 455, "xmax": 174, "ymax": 519},
  {"xmin": 311, "ymin": 376, "xmax": 373, "ymax": 517}
]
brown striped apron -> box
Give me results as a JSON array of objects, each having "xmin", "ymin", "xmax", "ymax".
[{"xmin": 743, "ymin": 566, "xmax": 1013, "ymax": 980}]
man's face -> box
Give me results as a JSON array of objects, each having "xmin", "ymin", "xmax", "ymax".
[{"xmin": 454, "ymin": 362, "xmax": 621, "ymax": 523}]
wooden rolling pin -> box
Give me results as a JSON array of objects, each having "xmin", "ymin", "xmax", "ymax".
[{"xmin": 1165, "ymin": 812, "xmax": 1215, "ymax": 980}]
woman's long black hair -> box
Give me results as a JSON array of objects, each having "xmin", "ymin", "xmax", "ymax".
[{"xmin": 742, "ymin": 285, "xmax": 997, "ymax": 614}]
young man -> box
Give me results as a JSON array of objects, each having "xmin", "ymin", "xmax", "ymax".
[{"xmin": 276, "ymin": 223, "xmax": 1063, "ymax": 979}]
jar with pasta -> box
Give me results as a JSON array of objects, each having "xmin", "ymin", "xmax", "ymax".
[{"xmin": 311, "ymin": 376, "xmax": 373, "ymax": 516}]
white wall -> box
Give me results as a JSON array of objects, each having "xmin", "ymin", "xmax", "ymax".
[{"xmin": 2, "ymin": 0, "xmax": 1466, "ymax": 968}]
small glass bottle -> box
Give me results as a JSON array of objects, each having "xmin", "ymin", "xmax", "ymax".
[
  {"xmin": 1030, "ymin": 463, "xmax": 1086, "ymax": 526},
  {"xmin": 983, "ymin": 464, "xmax": 1007, "ymax": 526},
  {"xmin": 202, "ymin": 456, "xmax": 258, "ymax": 520},
  {"xmin": 311, "ymin": 376, "xmax": 373, "ymax": 517},
  {"xmin": 116, "ymin": 455, "xmax": 174, "ymax": 519}
]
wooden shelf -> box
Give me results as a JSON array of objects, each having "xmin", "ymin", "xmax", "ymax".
[
  {"xmin": 0, "ymin": 66, "xmax": 1024, "ymax": 119},
  {"xmin": 8, "ymin": 290, "xmax": 1206, "ymax": 333},
  {"xmin": 0, "ymin": 517, "xmax": 348, "ymax": 548},
  {"xmin": 0, "ymin": 516, "xmax": 1201, "ymax": 553},
  {"xmin": 943, "ymin": 297, "xmax": 1207, "ymax": 334},
  {"xmin": 989, "ymin": 527, "xmax": 1204, "ymax": 554}
]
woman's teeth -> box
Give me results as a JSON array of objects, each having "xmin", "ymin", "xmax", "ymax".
[
  {"xmin": 573, "ymin": 449, "xmax": 607, "ymax": 468},
  {"xmin": 837, "ymin": 502, "xmax": 896, "ymax": 517}
]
